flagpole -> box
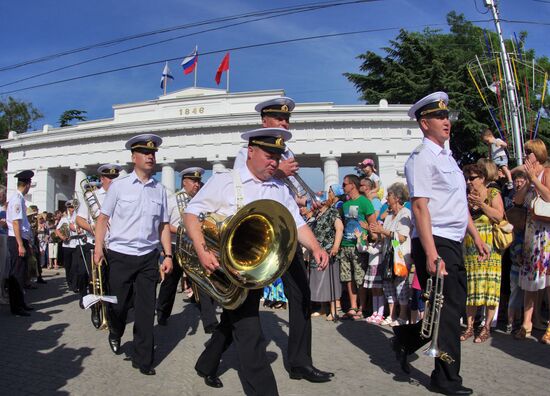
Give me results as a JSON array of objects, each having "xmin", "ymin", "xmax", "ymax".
[
  {"xmin": 194, "ymin": 64, "xmax": 197, "ymax": 88},
  {"xmin": 163, "ymin": 75, "xmax": 167, "ymax": 96},
  {"xmin": 226, "ymin": 68, "xmax": 229, "ymax": 93}
]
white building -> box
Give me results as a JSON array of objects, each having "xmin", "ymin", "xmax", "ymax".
[{"xmin": 0, "ymin": 87, "xmax": 420, "ymax": 211}]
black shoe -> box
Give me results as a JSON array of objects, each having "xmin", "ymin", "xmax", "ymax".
[
  {"xmin": 314, "ymin": 367, "xmax": 334, "ymax": 378},
  {"xmin": 132, "ymin": 361, "xmax": 156, "ymax": 375},
  {"xmin": 12, "ymin": 309, "xmax": 30, "ymax": 317},
  {"xmin": 79, "ymin": 298, "xmax": 84, "ymax": 310},
  {"xmin": 91, "ymin": 310, "xmax": 101, "ymax": 329},
  {"xmin": 23, "ymin": 305, "xmax": 34, "ymax": 311},
  {"xmin": 429, "ymin": 383, "xmax": 473, "ymax": 395},
  {"xmin": 157, "ymin": 313, "xmax": 167, "ymax": 326},
  {"xmin": 36, "ymin": 277, "xmax": 47, "ymax": 284},
  {"xmin": 289, "ymin": 365, "xmax": 331, "ymax": 383},
  {"xmin": 196, "ymin": 370, "xmax": 223, "ymax": 388},
  {"xmin": 108, "ymin": 336, "xmax": 121, "ymax": 355},
  {"xmin": 391, "ymin": 337, "xmax": 411, "ymax": 374},
  {"xmin": 204, "ymin": 323, "xmax": 218, "ymax": 334}
]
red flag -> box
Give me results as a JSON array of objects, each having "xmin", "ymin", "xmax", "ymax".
[{"xmin": 215, "ymin": 52, "xmax": 230, "ymax": 85}]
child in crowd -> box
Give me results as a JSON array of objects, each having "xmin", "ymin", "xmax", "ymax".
[{"xmin": 482, "ymin": 129, "xmax": 513, "ymax": 189}]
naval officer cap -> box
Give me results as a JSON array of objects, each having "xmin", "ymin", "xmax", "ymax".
[
  {"xmin": 180, "ymin": 167, "xmax": 204, "ymax": 180},
  {"xmin": 98, "ymin": 163, "xmax": 122, "ymax": 178},
  {"xmin": 241, "ymin": 127, "xmax": 292, "ymax": 155},
  {"xmin": 14, "ymin": 170, "xmax": 34, "ymax": 182},
  {"xmin": 125, "ymin": 133, "xmax": 162, "ymax": 153},
  {"xmin": 255, "ymin": 97, "xmax": 295, "ymax": 117},
  {"xmin": 408, "ymin": 91, "xmax": 449, "ymax": 121}
]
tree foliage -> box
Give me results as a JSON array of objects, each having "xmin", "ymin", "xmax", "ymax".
[
  {"xmin": 0, "ymin": 96, "xmax": 43, "ymax": 185},
  {"xmin": 344, "ymin": 12, "xmax": 550, "ymax": 165},
  {"xmin": 59, "ymin": 109, "xmax": 87, "ymax": 127}
]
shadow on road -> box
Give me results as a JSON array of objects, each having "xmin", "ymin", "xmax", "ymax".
[{"xmin": 0, "ymin": 275, "xmax": 92, "ymax": 395}]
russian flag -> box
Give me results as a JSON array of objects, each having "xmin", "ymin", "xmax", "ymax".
[
  {"xmin": 160, "ymin": 62, "xmax": 174, "ymax": 89},
  {"xmin": 181, "ymin": 46, "xmax": 198, "ymax": 75}
]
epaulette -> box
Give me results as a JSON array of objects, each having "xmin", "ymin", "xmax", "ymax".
[{"xmin": 412, "ymin": 144, "xmax": 425, "ymax": 154}]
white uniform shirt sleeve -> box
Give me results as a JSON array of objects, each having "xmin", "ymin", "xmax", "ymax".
[
  {"xmin": 167, "ymin": 194, "xmax": 181, "ymax": 228},
  {"xmin": 281, "ymin": 185, "xmax": 306, "ymax": 229},
  {"xmin": 56, "ymin": 217, "xmax": 67, "ymax": 230},
  {"xmin": 6, "ymin": 194, "xmax": 23, "ymax": 221},
  {"xmin": 100, "ymin": 180, "xmax": 118, "ymax": 218},
  {"xmin": 77, "ymin": 198, "xmax": 89, "ymax": 220},
  {"xmin": 185, "ymin": 173, "xmax": 228, "ymax": 217},
  {"xmin": 405, "ymin": 150, "xmax": 433, "ymax": 199}
]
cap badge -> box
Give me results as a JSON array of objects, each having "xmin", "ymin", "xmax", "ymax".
[
  {"xmin": 275, "ymin": 137, "xmax": 283, "ymax": 147},
  {"xmin": 194, "ymin": 171, "xmax": 200, "ymax": 177},
  {"xmin": 109, "ymin": 168, "xmax": 116, "ymax": 174},
  {"xmin": 438, "ymin": 100, "xmax": 446, "ymax": 110},
  {"xmin": 281, "ymin": 104, "xmax": 289, "ymax": 112},
  {"xmin": 146, "ymin": 140, "xmax": 155, "ymax": 148}
]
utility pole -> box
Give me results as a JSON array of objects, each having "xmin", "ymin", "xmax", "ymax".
[{"xmin": 485, "ymin": 0, "xmax": 523, "ymax": 164}]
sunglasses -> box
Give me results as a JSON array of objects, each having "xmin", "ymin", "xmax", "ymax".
[{"xmin": 466, "ymin": 175, "xmax": 480, "ymax": 181}]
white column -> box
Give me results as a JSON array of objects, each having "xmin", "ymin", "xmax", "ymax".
[
  {"xmin": 211, "ymin": 160, "xmax": 226, "ymax": 173},
  {"xmin": 161, "ymin": 163, "xmax": 176, "ymax": 193},
  {"xmin": 322, "ymin": 155, "xmax": 340, "ymax": 192},
  {"xmin": 377, "ymin": 154, "xmax": 401, "ymax": 192},
  {"xmin": 32, "ymin": 169, "xmax": 55, "ymax": 212},
  {"xmin": 74, "ymin": 168, "xmax": 87, "ymax": 203},
  {"xmin": 5, "ymin": 171, "xmax": 16, "ymax": 198}
]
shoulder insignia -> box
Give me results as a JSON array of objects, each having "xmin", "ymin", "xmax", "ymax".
[
  {"xmin": 412, "ymin": 144, "xmax": 425, "ymax": 154},
  {"xmin": 14, "ymin": 203, "xmax": 20, "ymax": 214}
]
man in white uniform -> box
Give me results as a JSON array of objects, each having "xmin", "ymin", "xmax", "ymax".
[
  {"xmin": 186, "ymin": 127, "xmax": 329, "ymax": 394},
  {"xmin": 94, "ymin": 134, "xmax": 173, "ymax": 376}
]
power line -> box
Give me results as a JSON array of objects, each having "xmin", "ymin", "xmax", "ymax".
[
  {"xmin": 0, "ymin": 1, "xmax": 377, "ymax": 89},
  {"xmin": 501, "ymin": 18, "xmax": 550, "ymax": 26},
  {"xmin": 0, "ymin": 0, "xmax": 379, "ymax": 73},
  {"xmin": 0, "ymin": 21, "xmax": 493, "ymax": 96}
]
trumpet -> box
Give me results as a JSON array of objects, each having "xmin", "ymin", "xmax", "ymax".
[
  {"xmin": 420, "ymin": 260, "xmax": 454, "ymax": 364},
  {"xmin": 281, "ymin": 148, "xmax": 321, "ymax": 204}
]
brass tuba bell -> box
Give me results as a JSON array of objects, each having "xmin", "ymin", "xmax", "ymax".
[{"xmin": 176, "ymin": 199, "xmax": 297, "ymax": 310}]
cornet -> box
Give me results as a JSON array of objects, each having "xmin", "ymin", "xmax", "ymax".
[{"xmin": 420, "ymin": 259, "xmax": 454, "ymax": 364}]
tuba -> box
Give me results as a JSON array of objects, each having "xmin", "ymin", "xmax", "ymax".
[
  {"xmin": 176, "ymin": 199, "xmax": 297, "ymax": 310},
  {"xmin": 420, "ymin": 261, "xmax": 454, "ymax": 364}
]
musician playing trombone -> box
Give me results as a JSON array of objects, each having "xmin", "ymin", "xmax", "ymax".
[
  {"xmin": 187, "ymin": 127, "xmax": 329, "ymax": 394},
  {"xmin": 75, "ymin": 164, "xmax": 121, "ymax": 323},
  {"xmin": 394, "ymin": 92, "xmax": 489, "ymax": 396}
]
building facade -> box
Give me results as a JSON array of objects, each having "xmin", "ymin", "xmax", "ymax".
[{"xmin": 0, "ymin": 87, "xmax": 421, "ymax": 211}]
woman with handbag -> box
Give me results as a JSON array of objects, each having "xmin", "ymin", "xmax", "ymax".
[
  {"xmin": 368, "ymin": 183, "xmax": 412, "ymax": 327},
  {"xmin": 512, "ymin": 139, "xmax": 550, "ymax": 343},
  {"xmin": 461, "ymin": 164, "xmax": 505, "ymax": 343}
]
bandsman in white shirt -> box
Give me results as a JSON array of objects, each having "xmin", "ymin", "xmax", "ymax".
[
  {"xmin": 6, "ymin": 170, "xmax": 35, "ymax": 316},
  {"xmin": 55, "ymin": 201, "xmax": 81, "ymax": 292},
  {"xmin": 156, "ymin": 167, "xmax": 218, "ymax": 332},
  {"xmin": 93, "ymin": 134, "xmax": 173, "ymax": 376},
  {"xmin": 75, "ymin": 163, "xmax": 121, "ymax": 325},
  {"xmin": 187, "ymin": 127, "xmax": 329, "ymax": 394},
  {"xmin": 393, "ymin": 92, "xmax": 489, "ymax": 396}
]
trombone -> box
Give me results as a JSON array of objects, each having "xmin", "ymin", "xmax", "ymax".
[{"xmin": 281, "ymin": 148, "xmax": 321, "ymax": 204}]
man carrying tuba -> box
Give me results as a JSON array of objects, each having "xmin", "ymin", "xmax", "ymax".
[
  {"xmin": 233, "ymin": 97, "xmax": 334, "ymax": 383},
  {"xmin": 55, "ymin": 200, "xmax": 81, "ymax": 293},
  {"xmin": 75, "ymin": 164, "xmax": 121, "ymax": 324},
  {"xmin": 186, "ymin": 127, "xmax": 328, "ymax": 394}
]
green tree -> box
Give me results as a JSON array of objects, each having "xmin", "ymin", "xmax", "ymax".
[
  {"xmin": 0, "ymin": 96, "xmax": 43, "ymax": 185},
  {"xmin": 345, "ymin": 11, "xmax": 550, "ymax": 165},
  {"xmin": 58, "ymin": 109, "xmax": 87, "ymax": 127}
]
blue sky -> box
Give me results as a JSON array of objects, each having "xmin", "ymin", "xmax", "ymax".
[
  {"xmin": 1, "ymin": 0, "xmax": 549, "ymax": 190},
  {"xmin": 1, "ymin": 0, "xmax": 548, "ymax": 128}
]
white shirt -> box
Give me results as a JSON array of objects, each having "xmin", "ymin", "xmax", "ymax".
[
  {"xmin": 101, "ymin": 171, "xmax": 169, "ymax": 256},
  {"xmin": 57, "ymin": 211, "xmax": 78, "ymax": 248},
  {"xmin": 167, "ymin": 191, "xmax": 189, "ymax": 246},
  {"xmin": 186, "ymin": 165, "xmax": 305, "ymax": 229},
  {"xmin": 77, "ymin": 187, "xmax": 107, "ymax": 245},
  {"xmin": 6, "ymin": 191, "xmax": 31, "ymax": 240},
  {"xmin": 405, "ymin": 137, "xmax": 468, "ymax": 242}
]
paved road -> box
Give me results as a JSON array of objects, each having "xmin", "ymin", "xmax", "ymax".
[{"xmin": 1, "ymin": 270, "xmax": 548, "ymax": 396}]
